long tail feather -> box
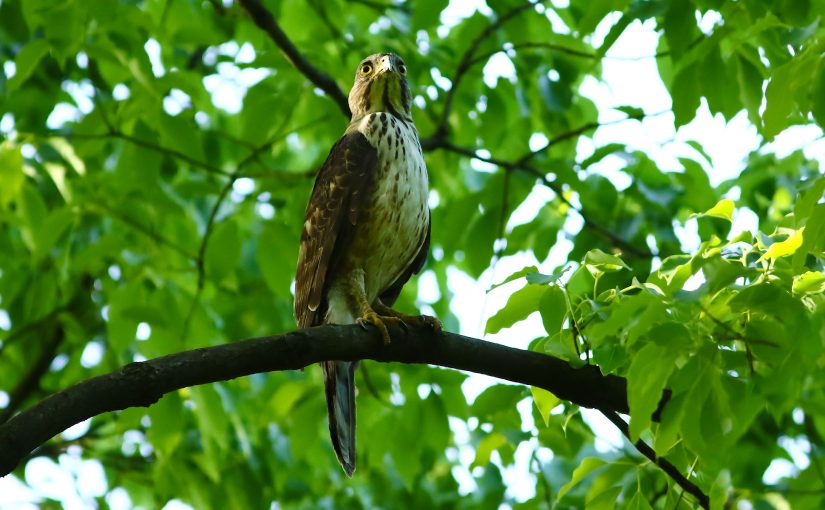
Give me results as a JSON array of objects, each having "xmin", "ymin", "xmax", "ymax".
[{"xmin": 322, "ymin": 360, "xmax": 357, "ymax": 476}]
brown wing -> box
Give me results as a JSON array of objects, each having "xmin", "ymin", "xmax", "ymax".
[
  {"xmin": 377, "ymin": 212, "xmax": 431, "ymax": 307},
  {"xmin": 294, "ymin": 131, "xmax": 379, "ymax": 328}
]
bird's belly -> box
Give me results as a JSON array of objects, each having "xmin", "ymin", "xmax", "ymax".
[{"xmin": 352, "ymin": 154, "xmax": 428, "ymax": 302}]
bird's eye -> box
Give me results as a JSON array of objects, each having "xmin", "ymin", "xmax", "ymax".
[
  {"xmin": 398, "ymin": 63, "xmax": 407, "ymax": 75},
  {"xmin": 360, "ymin": 63, "xmax": 373, "ymax": 76}
]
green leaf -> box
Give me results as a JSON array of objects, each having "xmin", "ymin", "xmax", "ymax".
[
  {"xmin": 710, "ymin": 470, "xmax": 731, "ymax": 510},
  {"xmin": 759, "ymin": 227, "xmax": 805, "ymax": 261},
  {"xmin": 256, "ymin": 221, "xmax": 298, "ymax": 297},
  {"xmin": 526, "ymin": 266, "xmax": 568, "ymax": 285},
  {"xmin": 794, "ymin": 177, "xmax": 825, "ymax": 226},
  {"xmin": 190, "ymin": 385, "xmax": 230, "ymax": 451},
  {"xmin": 614, "ymin": 105, "xmax": 644, "ymax": 118},
  {"xmin": 586, "ymin": 486, "xmax": 622, "ymax": 510},
  {"xmin": 557, "ymin": 457, "xmax": 607, "ymax": 501},
  {"xmin": 671, "ymin": 63, "xmax": 701, "ymax": 127},
  {"xmin": 0, "ymin": 143, "xmax": 24, "ymax": 208},
  {"xmin": 584, "ymin": 249, "xmax": 630, "ymax": 275},
  {"xmin": 411, "ymin": 0, "xmax": 449, "ymax": 30},
  {"xmin": 627, "ymin": 488, "xmax": 654, "ymax": 510},
  {"xmin": 736, "ymin": 52, "xmax": 765, "ymax": 127},
  {"xmin": 698, "ymin": 199, "xmax": 735, "ymax": 221},
  {"xmin": 471, "ymin": 432, "xmax": 507, "ymax": 468},
  {"xmin": 488, "ymin": 265, "xmax": 539, "ymax": 292},
  {"xmin": 627, "ymin": 342, "xmax": 679, "ymax": 441},
  {"xmin": 531, "ymin": 386, "xmax": 560, "ymax": 426},
  {"xmin": 147, "ymin": 392, "xmax": 184, "ymax": 456},
  {"xmin": 813, "ymin": 62, "xmax": 825, "ymax": 128},
  {"xmin": 763, "ymin": 54, "xmax": 818, "ymax": 139},
  {"xmin": 662, "ymin": 0, "xmax": 694, "ymax": 59},
  {"xmin": 471, "ymin": 385, "xmax": 524, "ymax": 421},
  {"xmin": 580, "ymin": 143, "xmax": 627, "ymax": 169},
  {"xmin": 485, "ymin": 283, "xmax": 545, "ymax": 334},
  {"xmin": 204, "ymin": 220, "xmax": 241, "ymax": 283},
  {"xmin": 7, "ymin": 38, "xmax": 50, "ymax": 91},
  {"xmin": 792, "ymin": 272, "xmax": 825, "ymax": 295},
  {"xmin": 539, "ymin": 285, "xmax": 567, "ymax": 335}
]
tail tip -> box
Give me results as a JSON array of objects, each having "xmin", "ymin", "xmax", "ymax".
[{"xmin": 342, "ymin": 461, "xmax": 355, "ymax": 477}]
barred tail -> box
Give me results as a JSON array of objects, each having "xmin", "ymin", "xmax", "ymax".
[{"xmin": 322, "ymin": 360, "xmax": 357, "ymax": 476}]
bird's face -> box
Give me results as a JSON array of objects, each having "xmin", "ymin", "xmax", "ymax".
[{"xmin": 348, "ymin": 53, "xmax": 412, "ymax": 122}]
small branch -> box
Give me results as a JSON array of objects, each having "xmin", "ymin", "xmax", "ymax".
[
  {"xmin": 0, "ymin": 304, "xmax": 71, "ymax": 355},
  {"xmin": 0, "ymin": 324, "xmax": 663, "ymax": 477},
  {"xmin": 602, "ymin": 411, "xmax": 709, "ymax": 509},
  {"xmin": 435, "ymin": 1, "xmax": 540, "ymax": 137},
  {"xmin": 425, "ymin": 138, "xmax": 653, "ymax": 258},
  {"xmin": 66, "ymin": 131, "xmax": 231, "ymax": 177},
  {"xmin": 0, "ymin": 328, "xmax": 65, "ymax": 424},
  {"xmin": 237, "ymin": 0, "xmax": 351, "ymax": 118},
  {"xmin": 466, "ymin": 41, "xmax": 690, "ymax": 69},
  {"xmin": 698, "ymin": 304, "xmax": 779, "ymax": 348},
  {"xmin": 182, "ymin": 111, "xmax": 318, "ymax": 339},
  {"xmin": 86, "ymin": 200, "xmax": 198, "ymax": 261}
]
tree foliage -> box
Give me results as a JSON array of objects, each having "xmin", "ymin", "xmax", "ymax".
[{"xmin": 1, "ymin": 0, "xmax": 824, "ymax": 508}]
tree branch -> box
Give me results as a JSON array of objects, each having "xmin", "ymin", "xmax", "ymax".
[
  {"xmin": 602, "ymin": 411, "xmax": 709, "ymax": 509},
  {"xmin": 237, "ymin": 0, "xmax": 351, "ymax": 118},
  {"xmin": 0, "ymin": 324, "xmax": 670, "ymax": 477},
  {"xmin": 66, "ymin": 131, "xmax": 231, "ymax": 177},
  {"xmin": 435, "ymin": 1, "xmax": 540, "ymax": 138},
  {"xmin": 424, "ymin": 137, "xmax": 653, "ymax": 258},
  {"xmin": 0, "ymin": 328, "xmax": 65, "ymax": 425}
]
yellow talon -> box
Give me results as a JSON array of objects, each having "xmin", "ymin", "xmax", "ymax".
[
  {"xmin": 357, "ymin": 309, "xmax": 392, "ymax": 345},
  {"xmin": 373, "ymin": 301, "xmax": 441, "ymax": 334}
]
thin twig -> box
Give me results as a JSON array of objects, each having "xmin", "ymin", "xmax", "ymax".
[
  {"xmin": 67, "ymin": 131, "xmax": 230, "ymax": 177},
  {"xmin": 85, "ymin": 200, "xmax": 198, "ymax": 260},
  {"xmin": 466, "ymin": 40, "xmax": 692, "ymax": 69},
  {"xmin": 602, "ymin": 411, "xmax": 709, "ymax": 509},
  {"xmin": 698, "ymin": 304, "xmax": 779, "ymax": 348},
  {"xmin": 0, "ymin": 304, "xmax": 71, "ymax": 355},
  {"xmin": 0, "ymin": 328, "xmax": 65, "ymax": 424},
  {"xmin": 427, "ymin": 138, "xmax": 652, "ymax": 258}
]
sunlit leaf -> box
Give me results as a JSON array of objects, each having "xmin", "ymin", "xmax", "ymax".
[
  {"xmin": 759, "ymin": 227, "xmax": 805, "ymax": 261},
  {"xmin": 530, "ymin": 386, "xmax": 560, "ymax": 426},
  {"xmin": 792, "ymin": 271, "xmax": 825, "ymax": 295},
  {"xmin": 557, "ymin": 457, "xmax": 607, "ymax": 501},
  {"xmin": 485, "ymin": 283, "xmax": 545, "ymax": 334}
]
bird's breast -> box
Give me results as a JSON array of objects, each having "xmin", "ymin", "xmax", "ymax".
[{"xmin": 351, "ymin": 113, "xmax": 429, "ymax": 301}]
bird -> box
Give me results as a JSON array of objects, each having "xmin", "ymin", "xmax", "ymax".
[{"xmin": 293, "ymin": 53, "xmax": 440, "ymax": 477}]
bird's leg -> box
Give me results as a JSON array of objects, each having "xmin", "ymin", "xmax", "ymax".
[
  {"xmin": 373, "ymin": 299, "xmax": 442, "ymax": 333},
  {"xmin": 353, "ymin": 289, "xmax": 393, "ymax": 345}
]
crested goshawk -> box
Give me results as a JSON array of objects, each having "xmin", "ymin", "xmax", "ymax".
[{"xmin": 294, "ymin": 53, "xmax": 440, "ymax": 476}]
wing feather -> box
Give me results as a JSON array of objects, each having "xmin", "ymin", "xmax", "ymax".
[{"xmin": 294, "ymin": 131, "xmax": 378, "ymax": 328}]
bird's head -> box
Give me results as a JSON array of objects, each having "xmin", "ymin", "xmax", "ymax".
[{"xmin": 348, "ymin": 53, "xmax": 412, "ymax": 122}]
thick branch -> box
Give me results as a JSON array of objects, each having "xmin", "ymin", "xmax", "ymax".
[
  {"xmin": 0, "ymin": 324, "xmax": 669, "ymax": 477},
  {"xmin": 237, "ymin": 0, "xmax": 351, "ymax": 118}
]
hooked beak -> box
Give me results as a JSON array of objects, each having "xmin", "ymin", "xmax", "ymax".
[{"xmin": 376, "ymin": 55, "xmax": 396, "ymax": 76}]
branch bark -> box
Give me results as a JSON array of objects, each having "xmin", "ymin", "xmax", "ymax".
[{"xmin": 0, "ymin": 324, "xmax": 669, "ymax": 477}]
